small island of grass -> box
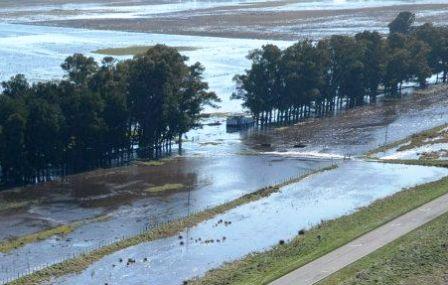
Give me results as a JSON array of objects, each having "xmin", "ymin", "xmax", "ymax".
[
  {"xmin": 145, "ymin": 183, "xmax": 185, "ymax": 194},
  {"xmin": 93, "ymin": 45, "xmax": 198, "ymax": 56}
]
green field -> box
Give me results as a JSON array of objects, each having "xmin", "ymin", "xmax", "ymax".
[{"xmin": 319, "ymin": 211, "xmax": 448, "ymax": 285}]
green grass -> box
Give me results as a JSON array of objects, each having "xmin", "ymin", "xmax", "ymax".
[
  {"xmin": 93, "ymin": 45, "xmax": 197, "ymax": 56},
  {"xmin": 0, "ymin": 200, "xmax": 32, "ymax": 213},
  {"xmin": 0, "ymin": 215, "xmax": 110, "ymax": 253},
  {"xmin": 366, "ymin": 124, "xmax": 448, "ymax": 158},
  {"xmin": 0, "ymin": 224, "xmax": 77, "ymax": 253},
  {"xmin": 318, "ymin": 211, "xmax": 448, "ymax": 285},
  {"xmin": 379, "ymin": 159, "xmax": 448, "ymax": 168},
  {"xmin": 8, "ymin": 165, "xmax": 336, "ymax": 285},
  {"xmin": 146, "ymin": 183, "xmax": 185, "ymax": 193},
  {"xmin": 134, "ymin": 159, "xmax": 167, "ymax": 167},
  {"xmin": 188, "ymin": 175, "xmax": 448, "ymax": 285}
]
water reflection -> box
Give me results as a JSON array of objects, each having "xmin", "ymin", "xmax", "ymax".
[{"xmin": 50, "ymin": 161, "xmax": 448, "ymax": 285}]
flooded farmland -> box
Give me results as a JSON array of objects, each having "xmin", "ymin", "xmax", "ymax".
[
  {"xmin": 1, "ymin": 0, "xmax": 448, "ymax": 284},
  {"xmin": 47, "ymin": 161, "xmax": 448, "ymax": 285}
]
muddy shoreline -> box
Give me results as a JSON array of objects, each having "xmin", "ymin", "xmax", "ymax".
[{"xmin": 3, "ymin": 0, "xmax": 448, "ymax": 40}]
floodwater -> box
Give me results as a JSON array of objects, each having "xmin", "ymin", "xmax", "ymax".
[
  {"xmin": 263, "ymin": 0, "xmax": 448, "ymax": 11},
  {"xmin": 48, "ymin": 161, "xmax": 448, "ymax": 285},
  {"xmin": 248, "ymin": 92, "xmax": 448, "ymax": 157},
  {"xmin": 0, "ymin": 156, "xmax": 330, "ymax": 282},
  {"xmin": 2, "ymin": 0, "xmax": 447, "ymax": 22},
  {"xmin": 2, "ymin": 89, "xmax": 448, "ymax": 282},
  {"xmin": 0, "ymin": 23, "xmax": 290, "ymax": 113},
  {"xmin": 1, "ymin": 1, "xmax": 448, "ymax": 284}
]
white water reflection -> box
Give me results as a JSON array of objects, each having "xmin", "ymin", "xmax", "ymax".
[
  {"xmin": 261, "ymin": 0, "xmax": 448, "ymax": 11},
  {"xmin": 49, "ymin": 161, "xmax": 448, "ymax": 285},
  {"xmin": 0, "ymin": 23, "xmax": 290, "ymax": 113}
]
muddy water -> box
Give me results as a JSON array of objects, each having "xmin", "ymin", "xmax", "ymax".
[
  {"xmin": 47, "ymin": 161, "xmax": 448, "ymax": 285},
  {"xmin": 0, "ymin": 156, "xmax": 329, "ymax": 282},
  {"xmin": 248, "ymin": 92, "xmax": 448, "ymax": 157},
  {"xmin": 0, "ymin": 23, "xmax": 290, "ymax": 113},
  {"xmin": 1, "ymin": 84, "xmax": 448, "ymax": 282}
]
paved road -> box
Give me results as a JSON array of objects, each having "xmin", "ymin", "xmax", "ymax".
[{"xmin": 270, "ymin": 192, "xmax": 448, "ymax": 285}]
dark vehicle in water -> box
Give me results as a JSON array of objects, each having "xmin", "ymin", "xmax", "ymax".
[{"xmin": 226, "ymin": 115, "xmax": 255, "ymax": 129}]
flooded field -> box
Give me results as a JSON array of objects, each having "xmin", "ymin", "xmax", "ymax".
[
  {"xmin": 46, "ymin": 161, "xmax": 448, "ymax": 285},
  {"xmin": 1, "ymin": 0, "xmax": 448, "ymax": 284},
  {"xmin": 0, "ymin": 156, "xmax": 331, "ymax": 282},
  {"xmin": 8, "ymin": 0, "xmax": 448, "ymax": 40},
  {"xmin": 2, "ymin": 87, "xmax": 448, "ymax": 283},
  {"xmin": 248, "ymin": 92, "xmax": 448, "ymax": 157},
  {"xmin": 0, "ymin": 23, "xmax": 290, "ymax": 113}
]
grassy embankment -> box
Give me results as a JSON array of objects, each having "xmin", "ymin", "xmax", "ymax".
[
  {"xmin": 93, "ymin": 45, "xmax": 197, "ymax": 56},
  {"xmin": 188, "ymin": 175, "xmax": 448, "ymax": 285},
  {"xmin": 0, "ymin": 215, "xmax": 110, "ymax": 253},
  {"xmin": 367, "ymin": 124, "xmax": 448, "ymax": 157},
  {"xmin": 313, "ymin": 123, "xmax": 448, "ymax": 284},
  {"xmin": 366, "ymin": 123, "xmax": 448, "ymax": 167},
  {"xmin": 8, "ymin": 165, "xmax": 336, "ymax": 285},
  {"xmin": 187, "ymin": 125, "xmax": 448, "ymax": 285},
  {"xmin": 318, "ymin": 210, "xmax": 448, "ymax": 285}
]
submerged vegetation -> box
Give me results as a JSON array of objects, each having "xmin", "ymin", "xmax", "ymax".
[
  {"xmin": 234, "ymin": 12, "xmax": 448, "ymax": 125},
  {"xmin": 0, "ymin": 45, "xmax": 219, "ymax": 186},
  {"xmin": 0, "ymin": 214, "xmax": 110, "ymax": 253},
  {"xmin": 189, "ymin": 175, "xmax": 448, "ymax": 285},
  {"xmin": 145, "ymin": 183, "xmax": 185, "ymax": 193},
  {"xmin": 367, "ymin": 124, "xmax": 448, "ymax": 157},
  {"xmin": 367, "ymin": 123, "xmax": 448, "ymax": 165},
  {"xmin": 8, "ymin": 165, "xmax": 336, "ymax": 285}
]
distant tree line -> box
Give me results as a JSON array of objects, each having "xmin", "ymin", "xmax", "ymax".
[
  {"xmin": 233, "ymin": 12, "xmax": 448, "ymax": 125},
  {"xmin": 0, "ymin": 45, "xmax": 218, "ymax": 186}
]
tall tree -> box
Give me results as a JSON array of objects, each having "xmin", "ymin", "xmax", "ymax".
[
  {"xmin": 61, "ymin": 54, "xmax": 99, "ymax": 86},
  {"xmin": 388, "ymin": 11, "xmax": 416, "ymax": 35},
  {"xmin": 233, "ymin": 44, "xmax": 282, "ymax": 123}
]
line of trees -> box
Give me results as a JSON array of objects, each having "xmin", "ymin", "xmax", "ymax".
[
  {"xmin": 233, "ymin": 12, "xmax": 448, "ymax": 125},
  {"xmin": 0, "ymin": 45, "xmax": 219, "ymax": 186}
]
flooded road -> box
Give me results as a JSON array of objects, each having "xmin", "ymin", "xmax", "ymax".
[{"xmin": 47, "ymin": 161, "xmax": 448, "ymax": 285}]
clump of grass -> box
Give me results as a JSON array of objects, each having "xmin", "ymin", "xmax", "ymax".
[
  {"xmin": 134, "ymin": 160, "xmax": 166, "ymax": 167},
  {"xmin": 379, "ymin": 159, "xmax": 448, "ymax": 168},
  {"xmin": 93, "ymin": 45, "xmax": 198, "ymax": 56},
  {"xmin": 367, "ymin": 124, "xmax": 448, "ymax": 158},
  {"xmin": 0, "ymin": 224, "xmax": 77, "ymax": 253},
  {"xmin": 397, "ymin": 124, "xmax": 448, "ymax": 152},
  {"xmin": 9, "ymin": 165, "xmax": 337, "ymax": 285},
  {"xmin": 0, "ymin": 214, "xmax": 110, "ymax": 253},
  {"xmin": 188, "ymin": 175, "xmax": 448, "ymax": 285},
  {"xmin": 0, "ymin": 201, "xmax": 31, "ymax": 213},
  {"xmin": 319, "ymin": 211, "xmax": 448, "ymax": 285},
  {"xmin": 145, "ymin": 183, "xmax": 185, "ymax": 193}
]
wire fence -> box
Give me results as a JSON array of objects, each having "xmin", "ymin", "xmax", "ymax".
[{"xmin": 0, "ymin": 161, "xmax": 339, "ymax": 285}]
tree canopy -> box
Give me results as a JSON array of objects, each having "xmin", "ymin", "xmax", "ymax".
[
  {"xmin": 0, "ymin": 45, "xmax": 218, "ymax": 186},
  {"xmin": 234, "ymin": 13, "xmax": 448, "ymax": 124}
]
